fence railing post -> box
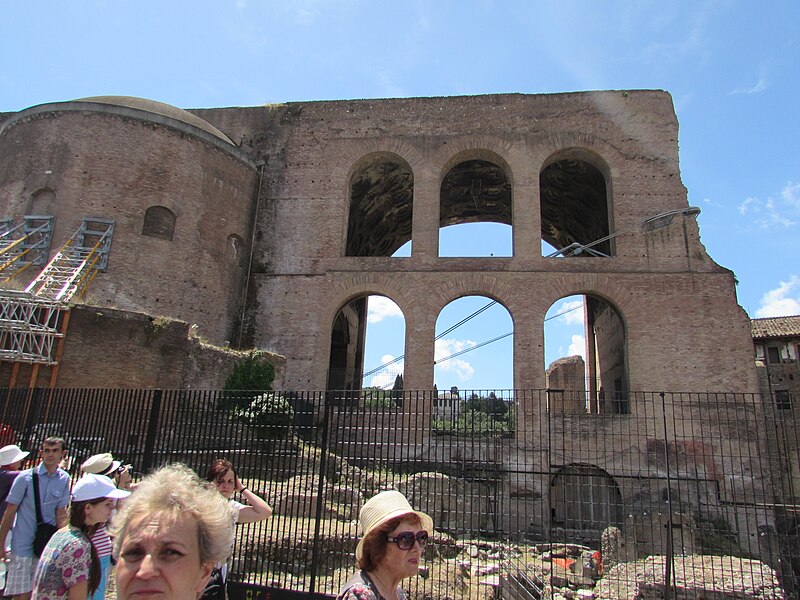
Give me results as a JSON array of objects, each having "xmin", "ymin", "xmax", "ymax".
[
  {"xmin": 309, "ymin": 391, "xmax": 330, "ymax": 596},
  {"xmin": 142, "ymin": 389, "xmax": 163, "ymax": 474}
]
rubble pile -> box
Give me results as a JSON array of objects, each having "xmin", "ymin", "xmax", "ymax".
[{"xmin": 593, "ymin": 555, "xmax": 785, "ymax": 600}]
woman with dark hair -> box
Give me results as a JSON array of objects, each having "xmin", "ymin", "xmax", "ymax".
[
  {"xmin": 338, "ymin": 490, "xmax": 433, "ymax": 600},
  {"xmin": 201, "ymin": 459, "xmax": 272, "ymax": 599},
  {"xmin": 31, "ymin": 474, "xmax": 129, "ymax": 600},
  {"xmin": 205, "ymin": 459, "xmax": 272, "ymax": 524}
]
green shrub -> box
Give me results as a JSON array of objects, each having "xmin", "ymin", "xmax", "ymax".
[
  {"xmin": 235, "ymin": 392, "xmax": 294, "ymax": 439},
  {"xmin": 222, "ymin": 352, "xmax": 276, "ymax": 411}
]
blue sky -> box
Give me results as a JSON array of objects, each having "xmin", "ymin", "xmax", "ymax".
[{"xmin": 3, "ymin": 1, "xmax": 798, "ymax": 390}]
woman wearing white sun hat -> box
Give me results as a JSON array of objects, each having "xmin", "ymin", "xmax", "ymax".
[
  {"xmin": 0, "ymin": 445, "xmax": 30, "ymax": 516},
  {"xmin": 0, "ymin": 445, "xmax": 30, "ymax": 560},
  {"xmin": 80, "ymin": 453, "xmax": 132, "ymax": 600},
  {"xmin": 338, "ymin": 490, "xmax": 433, "ymax": 600}
]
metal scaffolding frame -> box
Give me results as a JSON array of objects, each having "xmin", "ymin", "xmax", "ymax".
[
  {"xmin": 0, "ymin": 216, "xmax": 55, "ymax": 281},
  {"xmin": 0, "ymin": 217, "xmax": 114, "ymax": 377}
]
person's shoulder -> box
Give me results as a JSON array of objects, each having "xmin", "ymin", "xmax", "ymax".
[
  {"xmin": 337, "ymin": 583, "xmax": 375, "ymax": 600},
  {"xmin": 337, "ymin": 571, "xmax": 375, "ymax": 600},
  {"xmin": 10, "ymin": 468, "xmax": 32, "ymax": 484}
]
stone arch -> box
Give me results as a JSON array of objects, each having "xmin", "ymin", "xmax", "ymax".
[
  {"xmin": 438, "ymin": 148, "xmax": 513, "ymax": 257},
  {"xmin": 142, "ymin": 205, "xmax": 176, "ymax": 241},
  {"xmin": 544, "ymin": 290, "xmax": 629, "ymax": 414},
  {"xmin": 27, "ymin": 188, "xmax": 56, "ymax": 215},
  {"xmin": 550, "ymin": 464, "xmax": 623, "ymax": 530},
  {"xmin": 433, "ymin": 290, "xmax": 515, "ymax": 391},
  {"xmin": 325, "ymin": 288, "xmax": 407, "ymax": 394},
  {"xmin": 345, "ymin": 152, "xmax": 414, "ymax": 257},
  {"xmin": 540, "ymin": 147, "xmax": 614, "ymax": 257}
]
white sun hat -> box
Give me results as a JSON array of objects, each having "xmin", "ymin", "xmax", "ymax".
[
  {"xmin": 80, "ymin": 453, "xmax": 121, "ymax": 476},
  {"xmin": 355, "ymin": 490, "xmax": 433, "ymax": 561},
  {"xmin": 71, "ymin": 473, "xmax": 131, "ymax": 502},
  {"xmin": 0, "ymin": 444, "xmax": 29, "ymax": 467}
]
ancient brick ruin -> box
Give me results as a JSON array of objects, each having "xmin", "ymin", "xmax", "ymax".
[{"xmin": 2, "ymin": 92, "xmax": 793, "ymax": 595}]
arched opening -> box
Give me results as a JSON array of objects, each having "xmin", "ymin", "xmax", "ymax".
[
  {"xmin": 544, "ymin": 294, "xmax": 628, "ymax": 414},
  {"xmin": 540, "ymin": 154, "xmax": 613, "ymax": 257},
  {"xmin": 433, "ymin": 296, "xmax": 513, "ymax": 430},
  {"xmin": 326, "ymin": 295, "xmax": 406, "ymax": 399},
  {"xmin": 345, "ymin": 154, "xmax": 413, "ymax": 257},
  {"xmin": 439, "ymin": 159, "xmax": 512, "ymax": 257},
  {"xmin": 28, "ymin": 188, "xmax": 56, "ymax": 215},
  {"xmin": 142, "ymin": 206, "xmax": 176, "ymax": 241},
  {"xmin": 550, "ymin": 464, "xmax": 623, "ymax": 530}
]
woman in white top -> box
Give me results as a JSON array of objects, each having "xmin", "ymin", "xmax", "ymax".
[{"xmin": 201, "ymin": 459, "xmax": 272, "ymax": 600}]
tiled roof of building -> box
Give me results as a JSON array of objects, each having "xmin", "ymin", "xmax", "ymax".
[{"xmin": 751, "ymin": 315, "xmax": 800, "ymax": 340}]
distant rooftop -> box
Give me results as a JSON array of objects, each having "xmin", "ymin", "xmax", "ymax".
[{"xmin": 751, "ymin": 316, "xmax": 800, "ymax": 340}]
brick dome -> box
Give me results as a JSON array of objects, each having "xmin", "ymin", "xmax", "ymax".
[{"xmin": 75, "ymin": 96, "xmax": 234, "ymax": 144}]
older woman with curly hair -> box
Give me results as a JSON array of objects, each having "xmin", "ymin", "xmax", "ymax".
[
  {"xmin": 109, "ymin": 464, "xmax": 236, "ymax": 600},
  {"xmin": 338, "ymin": 490, "xmax": 433, "ymax": 600}
]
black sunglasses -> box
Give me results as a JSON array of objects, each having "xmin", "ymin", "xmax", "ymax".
[{"xmin": 386, "ymin": 530, "xmax": 429, "ymax": 550}]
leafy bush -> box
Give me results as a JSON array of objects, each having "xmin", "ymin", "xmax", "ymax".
[
  {"xmin": 235, "ymin": 392, "xmax": 294, "ymax": 438},
  {"xmin": 222, "ymin": 351, "xmax": 276, "ymax": 411}
]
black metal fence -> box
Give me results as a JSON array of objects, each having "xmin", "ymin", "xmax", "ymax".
[{"xmin": 0, "ymin": 387, "xmax": 797, "ymax": 599}]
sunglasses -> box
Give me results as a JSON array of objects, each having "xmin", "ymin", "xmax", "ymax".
[{"xmin": 386, "ymin": 530, "xmax": 429, "ymax": 550}]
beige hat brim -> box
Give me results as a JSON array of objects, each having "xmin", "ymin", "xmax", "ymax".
[{"xmin": 355, "ymin": 507, "xmax": 434, "ymax": 562}]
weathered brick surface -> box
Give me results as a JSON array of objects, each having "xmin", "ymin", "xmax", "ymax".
[
  {"xmin": 0, "ymin": 107, "xmax": 256, "ymax": 346},
  {"xmin": 0, "ymin": 91, "xmax": 758, "ymax": 394},
  {"xmin": 0, "ymin": 304, "xmax": 285, "ymax": 390}
]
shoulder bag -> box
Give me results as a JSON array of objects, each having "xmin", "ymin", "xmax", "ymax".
[{"xmin": 32, "ymin": 472, "xmax": 58, "ymax": 557}]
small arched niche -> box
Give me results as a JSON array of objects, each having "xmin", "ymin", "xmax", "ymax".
[
  {"xmin": 439, "ymin": 159, "xmax": 512, "ymax": 257},
  {"xmin": 226, "ymin": 234, "xmax": 245, "ymax": 266},
  {"xmin": 550, "ymin": 464, "xmax": 623, "ymax": 530},
  {"xmin": 27, "ymin": 188, "xmax": 56, "ymax": 215},
  {"xmin": 345, "ymin": 154, "xmax": 413, "ymax": 257},
  {"xmin": 142, "ymin": 206, "xmax": 176, "ymax": 241},
  {"xmin": 540, "ymin": 151, "xmax": 613, "ymax": 257},
  {"xmin": 544, "ymin": 294, "xmax": 629, "ymax": 414}
]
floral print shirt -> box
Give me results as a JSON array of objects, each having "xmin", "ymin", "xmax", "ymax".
[
  {"xmin": 337, "ymin": 570, "xmax": 408, "ymax": 600},
  {"xmin": 31, "ymin": 528, "xmax": 91, "ymax": 600}
]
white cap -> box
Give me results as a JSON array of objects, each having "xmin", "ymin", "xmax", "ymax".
[
  {"xmin": 0, "ymin": 445, "xmax": 29, "ymax": 467},
  {"xmin": 71, "ymin": 474, "xmax": 131, "ymax": 502}
]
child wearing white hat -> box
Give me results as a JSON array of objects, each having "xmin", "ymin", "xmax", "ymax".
[{"xmin": 30, "ymin": 473, "xmax": 129, "ymax": 600}]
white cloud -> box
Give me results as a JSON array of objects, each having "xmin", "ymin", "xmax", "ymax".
[
  {"xmin": 783, "ymin": 181, "xmax": 800, "ymax": 208},
  {"xmin": 435, "ymin": 338, "xmax": 476, "ymax": 382},
  {"xmin": 554, "ymin": 299, "xmax": 585, "ymax": 326},
  {"xmin": 730, "ymin": 76, "xmax": 768, "ymax": 95},
  {"xmin": 366, "ymin": 353, "xmax": 404, "ymax": 389},
  {"xmin": 755, "ymin": 276, "xmax": 800, "ymax": 317},
  {"xmin": 737, "ymin": 181, "xmax": 799, "ymax": 229},
  {"xmin": 567, "ymin": 334, "xmax": 587, "ymax": 359},
  {"xmin": 367, "ymin": 296, "xmax": 403, "ymax": 324}
]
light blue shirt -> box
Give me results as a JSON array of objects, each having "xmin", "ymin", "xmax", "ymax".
[{"xmin": 6, "ymin": 464, "xmax": 70, "ymax": 557}]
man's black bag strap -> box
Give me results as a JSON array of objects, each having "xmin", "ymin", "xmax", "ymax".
[{"xmin": 32, "ymin": 471, "xmax": 45, "ymax": 525}]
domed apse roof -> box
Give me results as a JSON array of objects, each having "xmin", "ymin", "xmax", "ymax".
[{"xmin": 75, "ymin": 95, "xmax": 234, "ymax": 145}]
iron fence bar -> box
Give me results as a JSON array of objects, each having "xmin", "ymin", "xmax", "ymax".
[
  {"xmin": 310, "ymin": 389, "xmax": 331, "ymax": 595},
  {"xmin": 142, "ymin": 389, "xmax": 162, "ymax": 473}
]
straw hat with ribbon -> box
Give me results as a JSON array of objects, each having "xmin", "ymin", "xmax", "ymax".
[{"xmin": 356, "ymin": 490, "xmax": 433, "ymax": 561}]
